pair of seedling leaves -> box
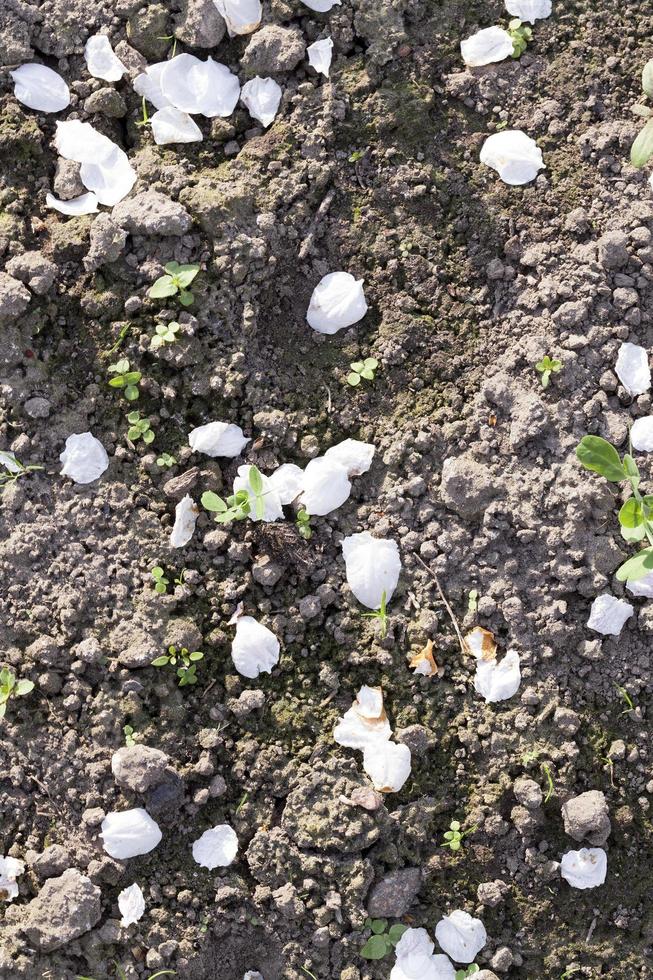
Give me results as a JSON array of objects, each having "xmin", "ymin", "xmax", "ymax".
[
  {"xmin": 631, "ymin": 60, "xmax": 653, "ymax": 167},
  {"xmin": 577, "ymin": 435, "xmax": 653, "ymax": 581},
  {"xmin": 0, "ymin": 667, "xmax": 34, "ymax": 719},
  {"xmin": 148, "ymin": 262, "xmax": 200, "ymax": 307}
]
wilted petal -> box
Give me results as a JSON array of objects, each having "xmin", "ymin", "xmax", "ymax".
[
  {"xmin": 341, "ymin": 531, "xmax": 401, "ymax": 609},
  {"xmin": 241, "ymin": 76, "xmax": 282, "ymax": 127},
  {"xmin": 587, "ymin": 594, "xmax": 633, "ymax": 636},
  {"xmin": 464, "ymin": 626, "xmax": 497, "ymax": 661},
  {"xmin": 11, "ymin": 64, "xmax": 70, "ymax": 113},
  {"xmin": 480, "ymin": 130, "xmax": 545, "ymax": 185},
  {"xmin": 505, "ymin": 0, "xmax": 552, "ymax": 23},
  {"xmin": 100, "ymin": 808, "xmax": 162, "ymax": 859},
  {"xmin": 299, "ymin": 456, "xmax": 351, "ymax": 516},
  {"xmin": 307, "ymin": 37, "xmax": 334, "ymax": 77},
  {"xmin": 615, "ymin": 342, "xmax": 651, "ymax": 396},
  {"xmin": 324, "ymin": 438, "xmax": 375, "ymax": 476},
  {"xmin": 152, "ymin": 106, "xmax": 203, "ymax": 145},
  {"xmin": 307, "ymin": 271, "xmax": 368, "ymax": 334},
  {"xmin": 268, "ymin": 463, "xmax": 304, "ymax": 504},
  {"xmin": 85, "ymin": 35, "xmax": 127, "ymax": 82},
  {"xmin": 461, "ymin": 26, "xmax": 514, "ymax": 67},
  {"xmin": 0, "ymin": 856, "xmax": 25, "ymax": 903},
  {"xmin": 631, "ymin": 416, "xmax": 653, "ymax": 451},
  {"xmin": 170, "ymin": 494, "xmax": 198, "ymax": 548},
  {"xmin": 233, "ymin": 465, "xmax": 284, "ymax": 522},
  {"xmin": 363, "ymin": 740, "xmax": 411, "ymax": 792},
  {"xmin": 392, "ymin": 928, "xmax": 455, "ymax": 980},
  {"xmin": 474, "ymin": 650, "xmax": 521, "ymax": 702},
  {"xmin": 118, "ymin": 883, "xmax": 145, "ymax": 927},
  {"xmin": 192, "ymin": 824, "xmax": 238, "ymax": 868},
  {"xmin": 46, "ymin": 192, "xmax": 99, "ymax": 215},
  {"xmin": 333, "ymin": 685, "xmax": 391, "ymax": 750},
  {"xmin": 213, "ymin": 0, "xmax": 262, "ymax": 36},
  {"xmin": 188, "ymin": 421, "xmax": 249, "ymax": 458},
  {"xmin": 435, "ymin": 910, "xmax": 487, "ymax": 964},
  {"xmin": 59, "ymin": 432, "xmax": 109, "ymax": 484},
  {"xmin": 560, "ymin": 848, "xmax": 607, "ymax": 889},
  {"xmin": 160, "ymin": 54, "xmax": 240, "ymax": 117},
  {"xmin": 231, "ymin": 615, "xmax": 280, "ymax": 678},
  {"xmin": 410, "ymin": 639, "xmax": 437, "ymax": 677}
]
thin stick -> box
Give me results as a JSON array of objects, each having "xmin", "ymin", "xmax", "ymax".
[
  {"xmin": 414, "ymin": 554, "xmax": 467, "ymax": 655},
  {"xmin": 298, "ymin": 186, "xmax": 336, "ymax": 259}
]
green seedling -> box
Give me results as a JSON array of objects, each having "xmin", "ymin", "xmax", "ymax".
[
  {"xmin": 148, "ymin": 262, "xmax": 200, "ymax": 307},
  {"xmin": 151, "ymin": 566, "xmax": 169, "ymax": 594},
  {"xmin": 0, "ymin": 451, "xmax": 43, "ymax": 489},
  {"xmin": 535, "ymin": 355, "xmax": 562, "ymax": 388},
  {"xmin": 441, "ymin": 819, "xmax": 477, "ymax": 852},
  {"xmin": 508, "ymin": 18, "xmax": 532, "ymax": 58},
  {"xmin": 300, "ymin": 969, "xmax": 319, "ymax": 980},
  {"xmin": 560, "ymin": 966, "xmax": 580, "ymax": 979},
  {"xmin": 631, "ymin": 59, "xmax": 653, "ymax": 167},
  {"xmin": 361, "ymin": 589, "xmax": 390, "ymax": 638},
  {"xmin": 348, "ymin": 150, "xmax": 365, "ymax": 163},
  {"xmin": 235, "ymin": 791, "xmax": 249, "ymax": 816},
  {"xmin": 174, "ymin": 569, "xmax": 186, "ymax": 587},
  {"xmin": 157, "ymin": 34, "xmax": 178, "ymax": 57},
  {"xmin": 0, "ymin": 667, "xmax": 35, "ymax": 720},
  {"xmin": 542, "ymin": 763, "xmax": 555, "ymax": 803},
  {"xmin": 201, "ymin": 465, "xmax": 266, "ymax": 524},
  {"xmin": 615, "ymin": 683, "xmax": 636, "ymax": 715},
  {"xmin": 77, "ymin": 967, "xmax": 175, "ymax": 980},
  {"xmin": 360, "ymin": 918, "xmax": 408, "ymax": 960},
  {"xmin": 467, "ymin": 588, "xmax": 479, "ymax": 614},
  {"xmin": 152, "ymin": 645, "xmax": 204, "ymax": 687},
  {"xmin": 156, "ymin": 452, "xmax": 177, "ymax": 469},
  {"xmin": 108, "ymin": 358, "xmax": 141, "ymax": 401},
  {"xmin": 347, "ymin": 357, "xmax": 379, "ymax": 387},
  {"xmin": 577, "ymin": 434, "xmax": 653, "ymax": 581},
  {"xmin": 296, "ymin": 509, "xmax": 312, "ymax": 540},
  {"xmin": 123, "ymin": 724, "xmax": 136, "ymax": 747},
  {"xmin": 455, "ymin": 968, "xmax": 480, "ymax": 980},
  {"xmin": 135, "ymin": 96, "xmax": 151, "ymax": 129},
  {"xmin": 150, "ymin": 321, "xmax": 180, "ymax": 350},
  {"xmin": 126, "ymin": 411, "xmax": 154, "ymax": 445}
]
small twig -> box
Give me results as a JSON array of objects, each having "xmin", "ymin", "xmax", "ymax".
[
  {"xmin": 585, "ymin": 915, "xmax": 597, "ymax": 944},
  {"xmin": 298, "ymin": 186, "xmax": 336, "ymax": 259},
  {"xmin": 414, "ymin": 554, "xmax": 466, "ymax": 655}
]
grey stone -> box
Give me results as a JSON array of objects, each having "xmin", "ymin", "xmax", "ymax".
[
  {"xmin": 20, "ymin": 869, "xmax": 101, "ymax": 952},
  {"xmin": 53, "ymin": 159, "xmax": 85, "ymax": 200},
  {"xmin": 477, "ymin": 879, "xmax": 508, "ymax": 907},
  {"xmin": 84, "ymin": 87, "xmax": 127, "ymax": 118},
  {"xmin": 112, "ymin": 191, "xmax": 192, "ymax": 237},
  {"xmin": 562, "ymin": 790, "xmax": 610, "ymax": 845},
  {"xmin": 553, "ymin": 706, "xmax": 580, "ymax": 734},
  {"xmin": 26, "ymin": 634, "xmax": 64, "ymax": 667},
  {"xmin": 513, "ymin": 776, "xmax": 542, "ymax": 810},
  {"xmin": 31, "ymin": 845, "xmax": 71, "ymax": 880},
  {"xmin": 111, "ymin": 744, "xmax": 170, "ymax": 793},
  {"xmin": 475, "ymin": 972, "xmax": 500, "ymax": 980},
  {"xmin": 251, "ymin": 555, "xmax": 284, "ymax": 588},
  {"xmin": 439, "ymin": 454, "xmax": 501, "ymax": 519},
  {"xmin": 0, "ymin": 272, "xmax": 31, "ymax": 319},
  {"xmin": 164, "ymin": 617, "xmax": 203, "ymax": 652},
  {"xmin": 597, "ymin": 230, "xmax": 629, "ymax": 269},
  {"xmin": 5, "ymin": 252, "xmax": 57, "ymax": 295},
  {"xmin": 146, "ymin": 771, "xmax": 185, "ymax": 818},
  {"xmin": 229, "ymin": 689, "xmax": 265, "ymax": 719},
  {"xmin": 84, "ymin": 214, "xmax": 128, "ymax": 272},
  {"xmin": 241, "ymin": 25, "xmax": 305, "ymax": 75},
  {"xmin": 271, "ymin": 882, "xmax": 305, "ymax": 918},
  {"xmin": 176, "ymin": 0, "xmax": 226, "ymax": 47},
  {"xmin": 23, "ymin": 397, "xmax": 51, "ymax": 419},
  {"xmin": 298, "ymin": 594, "xmax": 321, "ymax": 620},
  {"xmin": 162, "ymin": 467, "xmax": 199, "ymax": 499},
  {"xmin": 395, "ymin": 725, "xmax": 431, "ymax": 757},
  {"xmin": 366, "ymin": 868, "xmax": 421, "ymax": 917}
]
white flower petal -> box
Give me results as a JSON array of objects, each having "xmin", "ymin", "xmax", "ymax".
[
  {"xmin": 233, "ymin": 465, "xmax": 284, "ymax": 522},
  {"xmin": 170, "ymin": 494, "xmax": 198, "ymax": 548},
  {"xmin": 480, "ymin": 130, "xmax": 545, "ymax": 185},
  {"xmin": 0, "ymin": 856, "xmax": 25, "ymax": 903},
  {"xmin": 615, "ymin": 342, "xmax": 651, "ymax": 396},
  {"xmin": 461, "ymin": 26, "xmax": 514, "ymax": 67},
  {"xmin": 587, "ymin": 594, "xmax": 634, "ymax": 636},
  {"xmin": 474, "ymin": 650, "xmax": 521, "ymax": 702},
  {"xmin": 299, "ymin": 457, "xmax": 351, "ymax": 516},
  {"xmin": 188, "ymin": 421, "xmax": 249, "ymax": 458},
  {"xmin": 505, "ymin": 0, "xmax": 552, "ymax": 23},
  {"xmin": 268, "ymin": 463, "xmax": 304, "ymax": 505},
  {"xmin": 213, "ymin": 0, "xmax": 262, "ymax": 35},
  {"xmin": 0, "ymin": 451, "xmax": 22, "ymax": 474},
  {"xmin": 307, "ymin": 271, "xmax": 368, "ymax": 334},
  {"xmin": 118, "ymin": 883, "xmax": 146, "ymax": 927},
  {"xmin": 10, "ymin": 64, "xmax": 70, "ymax": 113},
  {"xmin": 160, "ymin": 54, "xmax": 240, "ymax": 118},
  {"xmin": 333, "ymin": 685, "xmax": 392, "ymax": 750},
  {"xmin": 46, "ymin": 192, "xmax": 99, "ymax": 215},
  {"xmin": 85, "ymin": 35, "xmax": 127, "ymax": 82},
  {"xmin": 626, "ymin": 569, "xmax": 653, "ymax": 598},
  {"xmin": 363, "ymin": 740, "xmax": 411, "ymax": 792},
  {"xmin": 152, "ymin": 106, "xmax": 203, "ymax": 145},
  {"xmin": 243, "ymin": 973, "xmax": 264, "ymax": 980},
  {"xmin": 192, "ymin": 824, "xmax": 238, "ymax": 868},
  {"xmin": 100, "ymin": 808, "xmax": 162, "ymax": 859},
  {"xmin": 341, "ymin": 531, "xmax": 401, "ymax": 609},
  {"xmin": 307, "ymin": 38, "xmax": 334, "ymax": 77},
  {"xmin": 630, "ymin": 416, "xmax": 653, "ymax": 451},
  {"xmin": 134, "ymin": 64, "xmax": 173, "ymax": 110},
  {"xmin": 59, "ymin": 432, "xmax": 109, "ymax": 484},
  {"xmin": 301, "ymin": 0, "xmax": 341, "ymax": 10},
  {"xmin": 392, "ymin": 928, "xmax": 456, "ymax": 980},
  {"xmin": 435, "ymin": 910, "xmax": 487, "ymax": 964},
  {"xmin": 324, "ymin": 438, "xmax": 375, "ymax": 476},
  {"xmin": 231, "ymin": 615, "xmax": 280, "ymax": 678},
  {"xmin": 54, "ymin": 120, "xmax": 115, "ymax": 164},
  {"xmin": 560, "ymin": 847, "xmax": 607, "ymax": 890},
  {"xmin": 241, "ymin": 76, "xmax": 282, "ymax": 127},
  {"xmin": 80, "ymin": 145, "xmax": 137, "ymax": 206}
]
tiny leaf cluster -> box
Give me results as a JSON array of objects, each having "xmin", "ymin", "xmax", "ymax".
[
  {"xmin": 149, "ymin": 262, "xmax": 200, "ymax": 307},
  {"xmin": 360, "ymin": 918, "xmax": 407, "ymax": 960}
]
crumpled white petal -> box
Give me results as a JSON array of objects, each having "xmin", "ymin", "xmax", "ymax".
[
  {"xmin": 324, "ymin": 438, "xmax": 375, "ymax": 476},
  {"xmin": 587, "ymin": 594, "xmax": 634, "ymax": 636},
  {"xmin": 152, "ymin": 107, "xmax": 203, "ymax": 145},
  {"xmin": 100, "ymin": 808, "xmax": 162, "ymax": 860},
  {"xmin": 80, "ymin": 146, "xmax": 137, "ymax": 206},
  {"xmin": 59, "ymin": 432, "xmax": 109, "ymax": 484},
  {"xmin": 505, "ymin": 0, "xmax": 552, "ymax": 23},
  {"xmin": 461, "ymin": 26, "xmax": 514, "ymax": 67},
  {"xmin": 134, "ymin": 64, "xmax": 172, "ymax": 110},
  {"xmin": 363, "ymin": 740, "xmax": 411, "ymax": 792},
  {"xmin": 626, "ymin": 569, "xmax": 653, "ymax": 598},
  {"xmin": 54, "ymin": 120, "xmax": 115, "ymax": 164},
  {"xmin": 170, "ymin": 494, "xmax": 198, "ymax": 548},
  {"xmin": 118, "ymin": 883, "xmax": 146, "ymax": 927},
  {"xmin": 307, "ymin": 38, "xmax": 334, "ymax": 77},
  {"xmin": 46, "ymin": 192, "xmax": 99, "ymax": 215},
  {"xmin": 10, "ymin": 64, "xmax": 70, "ymax": 113},
  {"xmin": 241, "ymin": 76, "xmax": 282, "ymax": 127},
  {"xmin": 615, "ymin": 342, "xmax": 651, "ymax": 396},
  {"xmin": 435, "ymin": 910, "xmax": 487, "ymax": 964},
  {"xmin": 213, "ymin": 0, "xmax": 262, "ymax": 35},
  {"xmin": 302, "ymin": 0, "xmax": 341, "ymax": 10},
  {"xmin": 299, "ymin": 456, "xmax": 351, "ymax": 516},
  {"xmin": 188, "ymin": 421, "xmax": 249, "ymax": 458},
  {"xmin": 474, "ymin": 650, "xmax": 521, "ymax": 702},
  {"xmin": 160, "ymin": 54, "xmax": 240, "ymax": 117},
  {"xmin": 243, "ymin": 973, "xmax": 264, "ymax": 980},
  {"xmin": 268, "ymin": 463, "xmax": 304, "ymax": 505},
  {"xmin": 391, "ymin": 928, "xmax": 455, "ymax": 980},
  {"xmin": 233, "ymin": 465, "xmax": 284, "ymax": 522},
  {"xmin": 333, "ymin": 685, "xmax": 392, "ymax": 750},
  {"xmin": 341, "ymin": 531, "xmax": 401, "ymax": 609},
  {"xmin": 84, "ymin": 34, "xmax": 127, "ymax": 82},
  {"xmin": 307, "ymin": 271, "xmax": 368, "ymax": 334},
  {"xmin": 480, "ymin": 130, "xmax": 545, "ymax": 185},
  {"xmin": 192, "ymin": 824, "xmax": 238, "ymax": 869},
  {"xmin": 560, "ymin": 847, "xmax": 607, "ymax": 890},
  {"xmin": 630, "ymin": 416, "xmax": 653, "ymax": 452},
  {"xmin": 0, "ymin": 856, "xmax": 25, "ymax": 902},
  {"xmin": 231, "ymin": 615, "xmax": 280, "ymax": 678}
]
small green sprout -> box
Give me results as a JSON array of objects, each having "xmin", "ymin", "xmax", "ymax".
[
  {"xmin": 467, "ymin": 588, "xmax": 479, "ymax": 614},
  {"xmin": 0, "ymin": 451, "xmax": 44, "ymax": 489},
  {"xmin": 201, "ymin": 465, "xmax": 266, "ymax": 524},
  {"xmin": 0, "ymin": 667, "xmax": 35, "ymax": 720},
  {"xmin": 455, "ymin": 967, "xmax": 480, "ymax": 980},
  {"xmin": 150, "ymin": 321, "xmax": 180, "ymax": 350},
  {"xmin": 347, "ymin": 357, "xmax": 379, "ymax": 387},
  {"xmin": 541, "ymin": 763, "xmax": 555, "ymax": 803},
  {"xmin": 123, "ymin": 724, "xmax": 136, "ymax": 747},
  {"xmin": 157, "ymin": 34, "xmax": 178, "ymax": 57},
  {"xmin": 361, "ymin": 589, "xmax": 389, "ymax": 638},
  {"xmin": 151, "ymin": 566, "xmax": 169, "ymax": 594},
  {"xmin": 348, "ymin": 150, "xmax": 365, "ymax": 163},
  {"xmin": 296, "ymin": 508, "xmax": 312, "ymax": 540},
  {"xmin": 174, "ymin": 568, "xmax": 186, "ymax": 587},
  {"xmin": 535, "ymin": 355, "xmax": 562, "ymax": 388},
  {"xmin": 108, "ymin": 358, "xmax": 141, "ymax": 401},
  {"xmin": 360, "ymin": 919, "xmax": 408, "ymax": 960},
  {"xmin": 152, "ymin": 645, "xmax": 204, "ymax": 687},
  {"xmin": 235, "ymin": 791, "xmax": 249, "ymax": 816},
  {"xmin": 135, "ymin": 96, "xmax": 151, "ymax": 129},
  {"xmin": 441, "ymin": 819, "xmax": 477, "ymax": 852},
  {"xmin": 615, "ymin": 683, "xmax": 636, "ymax": 715},
  {"xmin": 508, "ymin": 18, "xmax": 532, "ymax": 58},
  {"xmin": 156, "ymin": 452, "xmax": 177, "ymax": 469},
  {"xmin": 148, "ymin": 262, "xmax": 200, "ymax": 307},
  {"xmin": 300, "ymin": 969, "xmax": 319, "ymax": 980},
  {"xmin": 126, "ymin": 411, "xmax": 154, "ymax": 445},
  {"xmin": 77, "ymin": 967, "xmax": 175, "ymax": 980},
  {"xmin": 631, "ymin": 59, "xmax": 653, "ymax": 167}
]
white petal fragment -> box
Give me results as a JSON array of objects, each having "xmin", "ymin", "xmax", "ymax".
[
  {"xmin": 435, "ymin": 910, "xmax": 487, "ymax": 964},
  {"xmin": 170, "ymin": 494, "xmax": 199, "ymax": 548},
  {"xmin": 268, "ymin": 463, "xmax": 304, "ymax": 505},
  {"xmin": 307, "ymin": 271, "xmax": 368, "ymax": 334},
  {"xmin": 333, "ymin": 685, "xmax": 392, "ymax": 750},
  {"xmin": 213, "ymin": 0, "xmax": 263, "ymax": 36},
  {"xmin": 241, "ymin": 76, "xmax": 282, "ymax": 127},
  {"xmin": 54, "ymin": 121, "xmax": 136, "ymax": 205},
  {"xmin": 118, "ymin": 883, "xmax": 146, "ymax": 927},
  {"xmin": 626, "ymin": 569, "xmax": 653, "ymax": 598},
  {"xmin": 560, "ymin": 848, "xmax": 607, "ymax": 890},
  {"xmin": 85, "ymin": 35, "xmax": 127, "ymax": 82},
  {"xmin": 587, "ymin": 594, "xmax": 634, "ymax": 636},
  {"xmin": 231, "ymin": 615, "xmax": 280, "ymax": 678},
  {"xmin": 480, "ymin": 130, "xmax": 545, "ymax": 185},
  {"xmin": 161, "ymin": 54, "xmax": 240, "ymax": 118},
  {"xmin": 192, "ymin": 824, "xmax": 238, "ymax": 869},
  {"xmin": 0, "ymin": 856, "xmax": 26, "ymax": 903},
  {"xmin": 363, "ymin": 740, "xmax": 411, "ymax": 793},
  {"xmin": 324, "ymin": 438, "xmax": 375, "ymax": 476},
  {"xmin": 461, "ymin": 26, "xmax": 514, "ymax": 67},
  {"xmin": 134, "ymin": 64, "xmax": 172, "ymax": 110},
  {"xmin": 631, "ymin": 416, "xmax": 653, "ymax": 451},
  {"xmin": 46, "ymin": 192, "xmax": 99, "ymax": 215},
  {"xmin": 505, "ymin": 0, "xmax": 552, "ymax": 24},
  {"xmin": 100, "ymin": 808, "xmax": 162, "ymax": 859},
  {"xmin": 474, "ymin": 650, "xmax": 521, "ymax": 702},
  {"xmin": 233, "ymin": 465, "xmax": 284, "ymax": 522},
  {"xmin": 59, "ymin": 432, "xmax": 109, "ymax": 484},
  {"xmin": 341, "ymin": 531, "xmax": 401, "ymax": 609},
  {"xmin": 615, "ymin": 342, "xmax": 651, "ymax": 396},
  {"xmin": 54, "ymin": 119, "xmax": 115, "ymax": 163},
  {"xmin": 301, "ymin": 0, "xmax": 341, "ymax": 10},
  {"xmin": 152, "ymin": 107, "xmax": 203, "ymax": 145},
  {"xmin": 392, "ymin": 928, "xmax": 456, "ymax": 980},
  {"xmin": 299, "ymin": 456, "xmax": 351, "ymax": 516},
  {"xmin": 10, "ymin": 64, "xmax": 70, "ymax": 113},
  {"xmin": 188, "ymin": 421, "xmax": 249, "ymax": 458},
  {"xmin": 307, "ymin": 38, "xmax": 334, "ymax": 77}
]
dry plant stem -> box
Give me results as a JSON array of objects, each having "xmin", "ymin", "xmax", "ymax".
[
  {"xmin": 298, "ymin": 186, "xmax": 336, "ymax": 259},
  {"xmin": 414, "ymin": 553, "xmax": 467, "ymax": 655}
]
